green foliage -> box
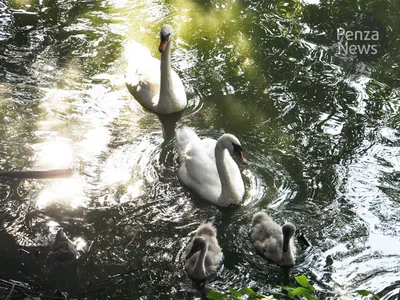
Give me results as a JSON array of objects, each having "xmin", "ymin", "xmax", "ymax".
[
  {"xmin": 207, "ymin": 290, "xmax": 227, "ymax": 300},
  {"xmin": 207, "ymin": 287, "xmax": 276, "ymax": 300},
  {"xmin": 207, "ymin": 275, "xmax": 317, "ymax": 300},
  {"xmin": 354, "ymin": 289, "xmax": 380, "ymax": 299},
  {"xmin": 207, "ymin": 275, "xmax": 382, "ymax": 300},
  {"xmin": 283, "ymin": 275, "xmax": 316, "ymax": 300}
]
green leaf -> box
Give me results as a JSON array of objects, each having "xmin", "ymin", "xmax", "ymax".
[
  {"xmin": 288, "ymin": 287, "xmax": 314, "ymax": 300},
  {"xmin": 241, "ymin": 288, "xmax": 257, "ymax": 296},
  {"xmin": 207, "ymin": 290, "xmax": 226, "ymax": 300},
  {"xmin": 229, "ymin": 288, "xmax": 243, "ymax": 297},
  {"xmin": 295, "ymin": 275, "xmax": 310, "ymax": 288},
  {"xmin": 354, "ymin": 290, "xmax": 372, "ymax": 296},
  {"xmin": 354, "ymin": 290, "xmax": 380, "ymax": 299},
  {"xmin": 294, "ymin": 275, "xmax": 316, "ymax": 292},
  {"xmin": 256, "ymin": 293, "xmax": 269, "ymax": 297},
  {"xmin": 271, "ymin": 291, "xmax": 288, "ymax": 297},
  {"xmin": 282, "ymin": 286, "xmax": 295, "ymax": 293}
]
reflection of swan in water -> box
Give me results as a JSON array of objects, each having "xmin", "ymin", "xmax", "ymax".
[
  {"xmin": 156, "ymin": 111, "xmax": 184, "ymax": 168},
  {"xmin": 125, "ymin": 25, "xmax": 187, "ymax": 115},
  {"xmin": 184, "ymin": 223, "xmax": 222, "ymax": 280},
  {"xmin": 250, "ymin": 211, "xmax": 296, "ymax": 266},
  {"xmin": 176, "ymin": 127, "xmax": 245, "ymax": 207}
]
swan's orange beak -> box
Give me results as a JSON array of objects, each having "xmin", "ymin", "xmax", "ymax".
[
  {"xmin": 239, "ymin": 152, "xmax": 245, "ymax": 162},
  {"xmin": 159, "ymin": 40, "xmax": 168, "ymax": 53},
  {"xmin": 238, "ymin": 151, "xmax": 246, "ymax": 163},
  {"xmin": 233, "ymin": 143, "xmax": 246, "ymax": 164},
  {"xmin": 235, "ymin": 151, "xmax": 246, "ymax": 164}
]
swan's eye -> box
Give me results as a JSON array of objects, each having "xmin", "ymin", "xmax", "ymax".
[{"xmin": 232, "ymin": 143, "xmax": 245, "ymax": 162}]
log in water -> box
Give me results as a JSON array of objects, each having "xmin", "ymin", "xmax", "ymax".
[{"xmin": 0, "ymin": 168, "xmax": 73, "ymax": 179}]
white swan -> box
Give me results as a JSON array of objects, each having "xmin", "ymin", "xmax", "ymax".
[
  {"xmin": 125, "ymin": 25, "xmax": 187, "ymax": 114},
  {"xmin": 176, "ymin": 127, "xmax": 245, "ymax": 207},
  {"xmin": 250, "ymin": 211, "xmax": 296, "ymax": 266},
  {"xmin": 184, "ymin": 223, "xmax": 223, "ymax": 280}
]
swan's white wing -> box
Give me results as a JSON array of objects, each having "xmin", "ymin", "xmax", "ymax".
[
  {"xmin": 176, "ymin": 127, "xmax": 202, "ymax": 162},
  {"xmin": 179, "ymin": 140, "xmax": 221, "ymax": 203},
  {"xmin": 170, "ymin": 69, "xmax": 187, "ymax": 108},
  {"xmin": 200, "ymin": 138, "xmax": 217, "ymax": 160},
  {"xmin": 125, "ymin": 45, "xmax": 161, "ymax": 111}
]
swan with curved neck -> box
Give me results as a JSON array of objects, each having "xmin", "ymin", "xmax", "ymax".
[
  {"xmin": 125, "ymin": 25, "xmax": 187, "ymax": 114},
  {"xmin": 184, "ymin": 223, "xmax": 222, "ymax": 280},
  {"xmin": 250, "ymin": 211, "xmax": 296, "ymax": 266},
  {"xmin": 176, "ymin": 127, "xmax": 245, "ymax": 207}
]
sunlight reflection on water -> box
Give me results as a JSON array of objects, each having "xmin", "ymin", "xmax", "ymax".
[
  {"xmin": 36, "ymin": 177, "xmax": 86, "ymax": 209},
  {"xmin": 32, "ymin": 140, "xmax": 73, "ymax": 169}
]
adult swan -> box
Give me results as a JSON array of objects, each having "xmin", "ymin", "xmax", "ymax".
[
  {"xmin": 176, "ymin": 127, "xmax": 245, "ymax": 207},
  {"xmin": 125, "ymin": 25, "xmax": 187, "ymax": 114}
]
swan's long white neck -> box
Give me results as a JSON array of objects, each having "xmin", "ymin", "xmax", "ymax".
[
  {"xmin": 159, "ymin": 41, "xmax": 175, "ymax": 111},
  {"xmin": 193, "ymin": 244, "xmax": 208, "ymax": 277},
  {"xmin": 215, "ymin": 140, "xmax": 241, "ymax": 206}
]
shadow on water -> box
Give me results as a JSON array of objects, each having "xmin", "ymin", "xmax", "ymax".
[
  {"xmin": 157, "ymin": 111, "xmax": 184, "ymax": 164},
  {"xmin": 158, "ymin": 111, "xmax": 184, "ymax": 142}
]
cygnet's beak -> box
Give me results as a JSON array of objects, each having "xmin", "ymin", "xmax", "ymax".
[{"xmin": 159, "ymin": 40, "xmax": 168, "ymax": 53}]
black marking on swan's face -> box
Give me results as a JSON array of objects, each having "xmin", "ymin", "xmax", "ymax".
[
  {"xmin": 160, "ymin": 33, "xmax": 171, "ymax": 42},
  {"xmin": 232, "ymin": 143, "xmax": 245, "ymax": 162},
  {"xmin": 159, "ymin": 32, "xmax": 171, "ymax": 52}
]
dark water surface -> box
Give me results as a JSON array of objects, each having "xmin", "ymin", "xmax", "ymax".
[{"xmin": 0, "ymin": 0, "xmax": 400, "ymax": 298}]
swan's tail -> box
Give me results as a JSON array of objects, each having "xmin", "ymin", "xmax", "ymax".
[{"xmin": 176, "ymin": 126, "xmax": 200, "ymax": 164}]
